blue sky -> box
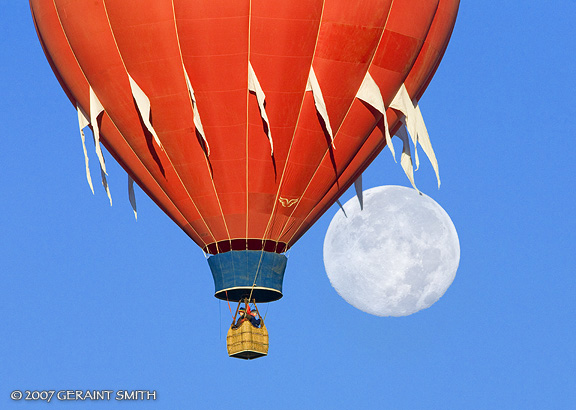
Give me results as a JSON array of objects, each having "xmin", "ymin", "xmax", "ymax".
[{"xmin": 1, "ymin": 2, "xmax": 575, "ymax": 409}]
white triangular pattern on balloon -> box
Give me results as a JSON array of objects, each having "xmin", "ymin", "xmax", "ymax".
[
  {"xmin": 390, "ymin": 84, "xmax": 419, "ymax": 169},
  {"xmin": 77, "ymin": 103, "xmax": 94, "ymax": 194},
  {"xmin": 183, "ymin": 64, "xmax": 210, "ymax": 155},
  {"xmin": 89, "ymin": 87, "xmax": 112, "ymax": 202},
  {"xmin": 414, "ymin": 104, "xmax": 440, "ymax": 188},
  {"xmin": 128, "ymin": 75, "xmax": 163, "ymax": 150},
  {"xmin": 390, "ymin": 83, "xmax": 442, "ymax": 188},
  {"xmin": 128, "ymin": 175, "xmax": 137, "ymax": 219},
  {"xmin": 355, "ymin": 72, "xmax": 395, "ymax": 161},
  {"xmin": 89, "ymin": 87, "xmax": 107, "ymax": 175},
  {"xmin": 248, "ymin": 62, "xmax": 274, "ymax": 155},
  {"xmin": 306, "ymin": 67, "xmax": 334, "ymax": 147},
  {"xmin": 100, "ymin": 159, "xmax": 112, "ymax": 206},
  {"xmin": 335, "ymin": 199, "xmax": 348, "ymax": 218},
  {"xmin": 396, "ymin": 125, "xmax": 419, "ymax": 193},
  {"xmin": 354, "ymin": 174, "xmax": 363, "ymax": 210}
]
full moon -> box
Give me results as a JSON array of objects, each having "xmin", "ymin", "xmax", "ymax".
[{"xmin": 323, "ymin": 185, "xmax": 460, "ymax": 317}]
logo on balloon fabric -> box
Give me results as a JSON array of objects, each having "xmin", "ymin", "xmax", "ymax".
[{"xmin": 279, "ymin": 198, "xmax": 299, "ymax": 208}]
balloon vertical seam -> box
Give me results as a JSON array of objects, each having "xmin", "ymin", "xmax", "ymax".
[{"xmin": 246, "ymin": 0, "xmax": 252, "ymax": 250}]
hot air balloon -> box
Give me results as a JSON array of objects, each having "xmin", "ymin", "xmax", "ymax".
[{"xmin": 30, "ymin": 0, "xmax": 459, "ymax": 358}]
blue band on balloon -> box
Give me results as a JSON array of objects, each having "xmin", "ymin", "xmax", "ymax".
[{"xmin": 208, "ymin": 250, "xmax": 287, "ymax": 303}]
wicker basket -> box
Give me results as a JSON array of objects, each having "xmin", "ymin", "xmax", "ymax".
[{"xmin": 227, "ymin": 320, "xmax": 269, "ymax": 360}]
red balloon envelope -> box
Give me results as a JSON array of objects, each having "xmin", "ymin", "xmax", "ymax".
[{"xmin": 30, "ymin": 0, "xmax": 459, "ymax": 302}]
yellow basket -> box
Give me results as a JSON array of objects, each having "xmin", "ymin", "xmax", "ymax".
[{"xmin": 227, "ymin": 320, "xmax": 269, "ymax": 360}]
